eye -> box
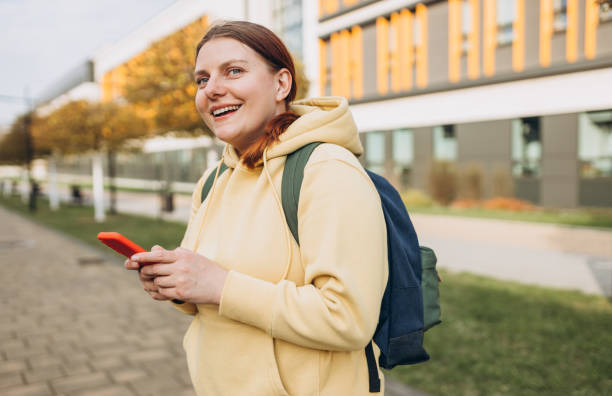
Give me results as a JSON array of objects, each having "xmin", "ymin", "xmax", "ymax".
[
  {"xmin": 228, "ymin": 68, "xmax": 242, "ymax": 76},
  {"xmin": 196, "ymin": 76, "xmax": 208, "ymax": 87}
]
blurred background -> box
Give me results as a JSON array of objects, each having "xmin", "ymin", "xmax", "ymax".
[{"xmin": 1, "ymin": 1, "xmax": 611, "ymax": 395}]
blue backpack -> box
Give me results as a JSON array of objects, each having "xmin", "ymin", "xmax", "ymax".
[{"xmin": 201, "ymin": 142, "xmax": 441, "ymax": 393}]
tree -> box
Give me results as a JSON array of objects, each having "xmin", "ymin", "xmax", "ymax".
[
  {"xmin": 122, "ymin": 16, "xmax": 210, "ymax": 136},
  {"xmin": 33, "ymin": 100, "xmax": 150, "ymax": 219},
  {"xmin": 0, "ymin": 112, "xmax": 51, "ymax": 211}
]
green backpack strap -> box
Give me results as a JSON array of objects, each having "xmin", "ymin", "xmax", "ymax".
[
  {"xmin": 201, "ymin": 162, "xmax": 228, "ymax": 203},
  {"xmin": 281, "ymin": 142, "xmax": 323, "ymax": 245}
]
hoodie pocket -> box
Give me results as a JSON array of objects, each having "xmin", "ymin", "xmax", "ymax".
[{"xmin": 184, "ymin": 310, "xmax": 290, "ymax": 396}]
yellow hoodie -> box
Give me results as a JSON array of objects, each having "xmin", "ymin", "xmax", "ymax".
[{"xmin": 176, "ymin": 97, "xmax": 388, "ymax": 395}]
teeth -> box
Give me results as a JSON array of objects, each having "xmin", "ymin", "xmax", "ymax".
[{"xmin": 213, "ymin": 105, "xmax": 240, "ymax": 116}]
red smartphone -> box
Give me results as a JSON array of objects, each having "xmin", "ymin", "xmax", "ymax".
[
  {"xmin": 97, "ymin": 232, "xmax": 145, "ymax": 258},
  {"xmin": 97, "ymin": 232, "xmax": 185, "ymax": 304}
]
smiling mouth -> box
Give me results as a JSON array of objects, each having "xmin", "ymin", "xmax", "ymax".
[{"xmin": 212, "ymin": 105, "xmax": 241, "ymax": 118}]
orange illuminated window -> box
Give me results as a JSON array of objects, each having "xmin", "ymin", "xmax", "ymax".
[
  {"xmin": 376, "ymin": 16, "xmax": 390, "ymax": 95},
  {"xmin": 483, "ymin": 0, "xmax": 497, "ymax": 76}
]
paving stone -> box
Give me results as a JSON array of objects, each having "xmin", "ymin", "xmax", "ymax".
[
  {"xmin": 51, "ymin": 372, "xmax": 110, "ymax": 394},
  {"xmin": 128, "ymin": 376, "xmax": 183, "ymax": 396},
  {"xmin": 78, "ymin": 384, "xmax": 135, "ymax": 396},
  {"xmin": 5, "ymin": 348, "xmax": 48, "ymax": 361},
  {"xmin": 23, "ymin": 365, "xmax": 64, "ymax": 383},
  {"xmin": 0, "ymin": 372, "xmax": 24, "ymax": 389},
  {"xmin": 90, "ymin": 356, "xmax": 125, "ymax": 370},
  {"xmin": 0, "ymin": 360, "xmax": 26, "ymax": 374},
  {"xmin": 110, "ymin": 368, "xmax": 148, "ymax": 383},
  {"xmin": 27, "ymin": 355, "xmax": 62, "ymax": 369},
  {"xmin": 2, "ymin": 382, "xmax": 53, "ymax": 396},
  {"xmin": 127, "ymin": 348, "xmax": 172, "ymax": 364},
  {"xmin": 61, "ymin": 362, "xmax": 93, "ymax": 376}
]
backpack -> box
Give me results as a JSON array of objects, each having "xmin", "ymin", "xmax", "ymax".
[{"xmin": 200, "ymin": 142, "xmax": 442, "ymax": 393}]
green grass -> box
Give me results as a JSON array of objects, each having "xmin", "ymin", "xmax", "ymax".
[
  {"xmin": 385, "ymin": 271, "xmax": 612, "ymax": 396},
  {"xmin": 0, "ymin": 195, "xmax": 185, "ymax": 251},
  {"xmin": 2, "ymin": 195, "xmax": 611, "ymax": 395},
  {"xmin": 407, "ymin": 205, "xmax": 612, "ymax": 229}
]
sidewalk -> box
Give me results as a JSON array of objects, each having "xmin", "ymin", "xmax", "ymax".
[
  {"xmin": 0, "ymin": 206, "xmax": 195, "ymax": 396},
  {"xmin": 0, "ymin": 206, "xmax": 423, "ymax": 396}
]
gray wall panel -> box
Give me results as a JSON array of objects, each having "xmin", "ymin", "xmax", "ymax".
[
  {"xmin": 413, "ymin": 127, "xmax": 433, "ymax": 192},
  {"xmin": 456, "ymin": 119, "xmax": 512, "ymax": 198},
  {"xmin": 550, "ymin": 32, "xmax": 566, "ymax": 66},
  {"xmin": 514, "ymin": 177, "xmax": 541, "ymax": 204},
  {"xmin": 598, "ymin": 22, "xmax": 612, "ymax": 56},
  {"xmin": 524, "ymin": 0, "xmax": 542, "ymax": 70},
  {"xmin": 428, "ymin": 2, "xmax": 450, "ymax": 86},
  {"xmin": 362, "ymin": 23, "xmax": 378, "ymax": 98},
  {"xmin": 496, "ymin": 45, "xmax": 514, "ymax": 76},
  {"xmin": 540, "ymin": 114, "xmax": 579, "ymax": 207},
  {"xmin": 579, "ymin": 178, "xmax": 612, "ymax": 207}
]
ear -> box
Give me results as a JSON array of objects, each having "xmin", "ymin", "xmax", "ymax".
[{"xmin": 274, "ymin": 68, "xmax": 292, "ymax": 103}]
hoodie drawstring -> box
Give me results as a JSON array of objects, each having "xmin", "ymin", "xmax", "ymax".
[
  {"xmin": 192, "ymin": 157, "xmax": 226, "ymax": 252},
  {"xmin": 263, "ymin": 147, "xmax": 293, "ymax": 283}
]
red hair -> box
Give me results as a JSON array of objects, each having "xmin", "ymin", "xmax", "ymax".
[{"xmin": 196, "ymin": 21, "xmax": 299, "ymax": 168}]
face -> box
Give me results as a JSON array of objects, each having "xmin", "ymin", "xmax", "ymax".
[{"xmin": 194, "ymin": 37, "xmax": 291, "ymax": 153}]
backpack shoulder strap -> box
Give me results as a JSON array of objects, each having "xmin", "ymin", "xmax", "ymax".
[
  {"xmin": 281, "ymin": 142, "xmax": 322, "ymax": 245},
  {"xmin": 201, "ymin": 162, "xmax": 228, "ymax": 203}
]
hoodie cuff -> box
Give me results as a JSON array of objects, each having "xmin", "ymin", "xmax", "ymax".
[
  {"xmin": 171, "ymin": 301, "xmax": 198, "ymax": 315},
  {"xmin": 219, "ymin": 270, "xmax": 277, "ymax": 334}
]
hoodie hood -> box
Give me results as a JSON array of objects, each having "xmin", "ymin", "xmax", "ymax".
[{"xmin": 222, "ymin": 96, "xmax": 363, "ymax": 168}]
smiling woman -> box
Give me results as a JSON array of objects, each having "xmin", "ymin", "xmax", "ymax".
[
  {"xmin": 125, "ymin": 20, "xmax": 388, "ymax": 396},
  {"xmin": 193, "ymin": 22, "xmax": 299, "ymax": 167}
]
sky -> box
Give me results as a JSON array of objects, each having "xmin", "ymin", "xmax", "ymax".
[{"xmin": 0, "ymin": 0, "xmax": 178, "ymax": 130}]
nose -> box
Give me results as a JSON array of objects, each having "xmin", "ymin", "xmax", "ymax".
[{"xmin": 204, "ymin": 75, "xmax": 226, "ymax": 98}]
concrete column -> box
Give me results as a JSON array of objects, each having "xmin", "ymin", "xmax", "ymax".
[{"xmin": 92, "ymin": 152, "xmax": 106, "ymax": 222}]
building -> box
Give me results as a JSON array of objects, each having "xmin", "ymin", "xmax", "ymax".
[{"xmin": 314, "ymin": 0, "xmax": 612, "ymax": 207}]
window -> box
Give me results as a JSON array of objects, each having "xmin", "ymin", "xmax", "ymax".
[
  {"xmin": 461, "ymin": 0, "xmax": 471, "ymax": 53},
  {"xmin": 579, "ymin": 111, "xmax": 612, "ymax": 177},
  {"xmin": 512, "ymin": 117, "xmax": 542, "ymax": 177},
  {"xmin": 600, "ymin": 0, "xmax": 612, "ymax": 22},
  {"xmin": 365, "ymin": 131, "xmax": 386, "ymax": 174},
  {"xmin": 433, "ymin": 125, "xmax": 457, "ymax": 161},
  {"xmin": 553, "ymin": 0, "xmax": 568, "ymax": 32},
  {"xmin": 392, "ymin": 129, "xmax": 414, "ymax": 188},
  {"xmin": 273, "ymin": 0, "xmax": 303, "ymax": 58},
  {"xmin": 497, "ymin": 0, "xmax": 515, "ymax": 45}
]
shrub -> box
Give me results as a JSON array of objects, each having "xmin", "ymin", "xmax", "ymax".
[
  {"xmin": 429, "ymin": 161, "xmax": 457, "ymax": 205},
  {"xmin": 402, "ymin": 189, "xmax": 434, "ymax": 208},
  {"xmin": 482, "ymin": 197, "xmax": 536, "ymax": 211},
  {"xmin": 457, "ymin": 163, "xmax": 483, "ymax": 201}
]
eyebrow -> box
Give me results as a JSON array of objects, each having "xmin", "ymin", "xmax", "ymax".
[{"xmin": 194, "ymin": 59, "xmax": 249, "ymax": 77}]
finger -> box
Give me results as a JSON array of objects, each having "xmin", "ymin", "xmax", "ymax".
[
  {"xmin": 149, "ymin": 290, "xmax": 170, "ymax": 301},
  {"xmin": 131, "ymin": 250, "xmax": 176, "ymax": 264},
  {"xmin": 124, "ymin": 259, "xmax": 140, "ymax": 270},
  {"xmin": 153, "ymin": 274, "xmax": 176, "ymax": 289},
  {"xmin": 158, "ymin": 287, "xmax": 182, "ymax": 301},
  {"xmin": 142, "ymin": 279, "xmax": 157, "ymax": 292},
  {"xmin": 140, "ymin": 263, "xmax": 175, "ymax": 278},
  {"xmin": 151, "ymin": 245, "xmax": 166, "ymax": 252},
  {"xmin": 139, "ymin": 271, "xmax": 156, "ymax": 282}
]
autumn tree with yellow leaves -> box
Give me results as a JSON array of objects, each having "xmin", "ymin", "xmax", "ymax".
[{"xmin": 33, "ymin": 100, "xmax": 149, "ymax": 216}]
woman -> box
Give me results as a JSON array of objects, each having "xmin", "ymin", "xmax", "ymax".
[{"xmin": 125, "ymin": 21, "xmax": 388, "ymax": 396}]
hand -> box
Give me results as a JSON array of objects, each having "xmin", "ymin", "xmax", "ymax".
[
  {"xmin": 124, "ymin": 245, "xmax": 170, "ymax": 301},
  {"xmin": 129, "ymin": 246, "xmax": 228, "ymax": 305}
]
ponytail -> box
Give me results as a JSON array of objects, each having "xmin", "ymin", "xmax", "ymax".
[{"xmin": 241, "ymin": 111, "xmax": 299, "ymax": 168}]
